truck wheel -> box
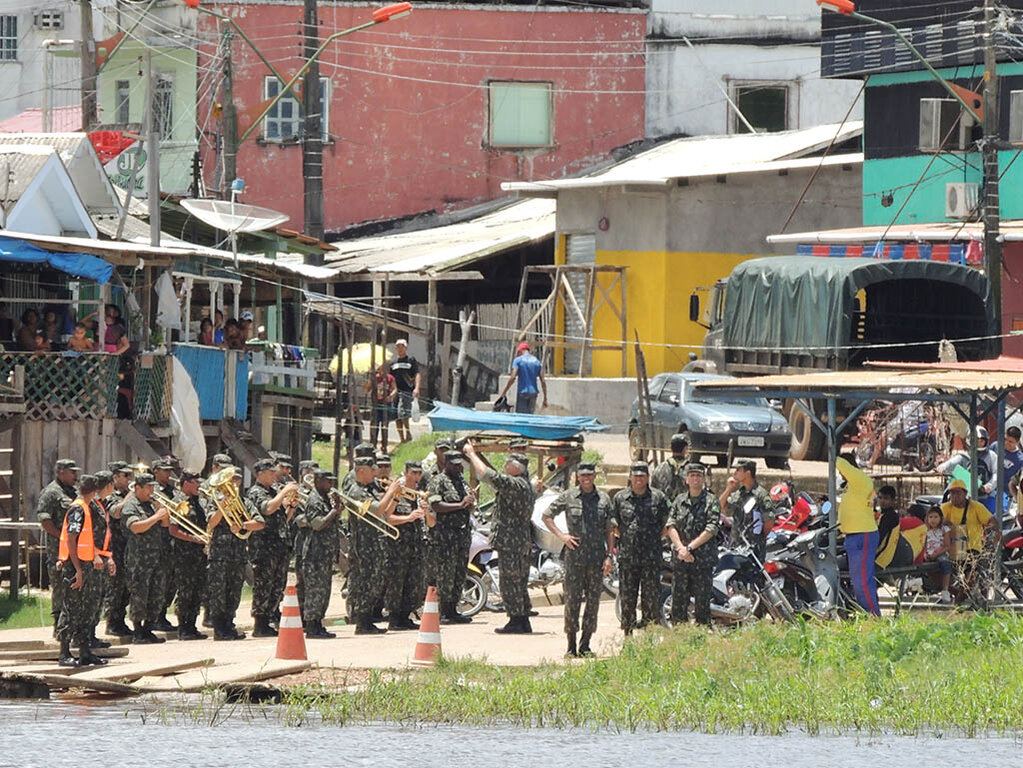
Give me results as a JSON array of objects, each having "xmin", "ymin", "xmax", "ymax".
[
  {"xmin": 765, "ymin": 456, "xmax": 789, "ymax": 470},
  {"xmin": 628, "ymin": 426, "xmax": 645, "ymax": 461},
  {"xmin": 788, "ymin": 405, "xmax": 824, "ymax": 461}
]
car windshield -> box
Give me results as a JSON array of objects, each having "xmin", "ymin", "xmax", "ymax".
[{"xmin": 685, "ymin": 383, "xmax": 769, "ymax": 408}]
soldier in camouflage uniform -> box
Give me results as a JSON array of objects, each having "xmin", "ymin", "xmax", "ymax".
[
  {"xmin": 651, "ymin": 433, "xmax": 692, "ymax": 504},
  {"xmin": 122, "ymin": 473, "xmax": 171, "ymax": 644},
  {"xmin": 271, "ymin": 455, "xmax": 298, "ymax": 625},
  {"xmin": 199, "ymin": 453, "xmax": 233, "ymax": 628},
  {"xmin": 346, "ymin": 457, "xmax": 401, "ymax": 633},
  {"xmin": 85, "ymin": 471, "xmax": 115, "ymax": 650},
  {"xmin": 341, "ymin": 443, "xmax": 378, "ymax": 494},
  {"xmin": 247, "ymin": 458, "xmax": 299, "ymax": 637},
  {"xmin": 666, "ymin": 463, "xmax": 721, "ymax": 626},
  {"xmin": 544, "ymin": 461, "xmax": 613, "ymax": 657},
  {"xmin": 383, "ymin": 461, "xmax": 428, "ymax": 630},
  {"xmin": 610, "ymin": 461, "xmax": 670, "ymax": 635},
  {"xmin": 208, "ymin": 468, "xmax": 264, "ymax": 640},
  {"xmin": 464, "ymin": 442, "xmax": 536, "ymax": 634},
  {"xmin": 37, "ymin": 458, "xmax": 80, "ymax": 630},
  {"xmin": 102, "ymin": 462, "xmax": 134, "ymax": 636},
  {"xmin": 293, "ymin": 459, "xmax": 320, "ymax": 613},
  {"xmin": 295, "ymin": 469, "xmax": 340, "ymax": 638},
  {"xmin": 151, "ymin": 459, "xmax": 179, "ymax": 632},
  {"xmin": 168, "ymin": 471, "xmax": 209, "ymax": 640},
  {"xmin": 427, "ymin": 450, "xmax": 476, "ymax": 624},
  {"xmin": 719, "ymin": 459, "xmax": 775, "ymax": 561},
  {"xmin": 55, "ymin": 475, "xmax": 107, "ymax": 667}
]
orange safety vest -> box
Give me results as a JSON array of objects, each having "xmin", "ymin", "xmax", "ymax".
[
  {"xmin": 93, "ymin": 498, "xmax": 112, "ymax": 558},
  {"xmin": 58, "ymin": 499, "xmax": 95, "ymax": 564}
]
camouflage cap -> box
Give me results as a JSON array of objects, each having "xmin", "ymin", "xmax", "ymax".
[
  {"xmin": 78, "ymin": 474, "xmax": 99, "ymax": 494},
  {"xmin": 212, "ymin": 453, "xmax": 233, "ymax": 467},
  {"xmin": 576, "ymin": 462, "xmax": 597, "ymax": 475},
  {"xmin": 354, "ymin": 443, "xmax": 377, "ymax": 458},
  {"xmin": 508, "ymin": 453, "xmax": 530, "ymax": 470},
  {"xmin": 274, "ymin": 454, "xmax": 293, "ymax": 468},
  {"xmin": 107, "ymin": 460, "xmax": 129, "ymax": 473},
  {"xmin": 299, "ymin": 460, "xmax": 320, "ymax": 472},
  {"xmin": 56, "ymin": 459, "xmax": 81, "ymax": 472},
  {"xmin": 670, "ymin": 432, "xmax": 690, "ymax": 449},
  {"xmin": 684, "ymin": 462, "xmax": 706, "ymax": 475},
  {"xmin": 354, "ymin": 456, "xmax": 376, "ymax": 468},
  {"xmin": 180, "ymin": 470, "xmax": 202, "ymax": 483},
  {"xmin": 444, "ymin": 450, "xmax": 464, "ymax": 464},
  {"xmin": 313, "ymin": 469, "xmax": 336, "ymax": 481},
  {"xmin": 376, "ymin": 454, "xmax": 392, "ymax": 466},
  {"xmin": 405, "ymin": 460, "xmax": 423, "ymax": 472},
  {"xmin": 151, "ymin": 459, "xmax": 174, "ymax": 472},
  {"xmin": 629, "ymin": 461, "xmax": 650, "ymax": 476},
  {"xmin": 434, "ymin": 437, "xmax": 454, "ymax": 451},
  {"xmin": 93, "ymin": 470, "xmax": 113, "ymax": 486},
  {"xmin": 134, "ymin": 473, "xmax": 156, "ymax": 487},
  {"xmin": 253, "ymin": 458, "xmax": 275, "ymax": 473}
]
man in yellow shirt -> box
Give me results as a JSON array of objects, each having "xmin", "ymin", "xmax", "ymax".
[
  {"xmin": 836, "ymin": 455, "xmax": 880, "ymax": 616},
  {"xmin": 941, "ymin": 478, "xmax": 999, "ymax": 591}
]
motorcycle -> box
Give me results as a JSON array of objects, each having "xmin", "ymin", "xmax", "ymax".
[
  {"xmin": 767, "ymin": 522, "xmax": 844, "ymax": 620},
  {"xmin": 854, "ymin": 401, "xmax": 946, "ymax": 471},
  {"xmin": 457, "ymin": 519, "xmax": 499, "ymax": 617},
  {"xmin": 766, "ymin": 483, "xmax": 825, "ymax": 553}
]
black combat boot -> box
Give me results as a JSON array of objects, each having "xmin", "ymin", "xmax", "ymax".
[
  {"xmin": 388, "ymin": 616, "xmax": 418, "ymax": 631},
  {"xmin": 89, "ymin": 633, "xmax": 112, "ymax": 649},
  {"xmin": 105, "ymin": 619, "xmax": 133, "ymax": 637},
  {"xmin": 566, "ymin": 633, "xmax": 578, "ymax": 657},
  {"xmin": 201, "ymin": 612, "xmax": 214, "ymax": 629},
  {"xmin": 521, "ymin": 617, "xmax": 533, "ymax": 634},
  {"xmin": 307, "ymin": 621, "xmax": 336, "ymax": 639},
  {"xmin": 178, "ymin": 624, "xmax": 208, "ymax": 641},
  {"xmin": 152, "ymin": 616, "xmax": 177, "ymax": 632},
  {"xmin": 78, "ymin": 645, "xmax": 108, "ymax": 666},
  {"xmin": 442, "ymin": 602, "xmax": 472, "ymax": 624},
  {"xmin": 213, "ymin": 620, "xmax": 240, "ymax": 641},
  {"xmin": 143, "ymin": 622, "xmax": 166, "ymax": 643},
  {"xmin": 578, "ymin": 633, "xmax": 594, "ymax": 657},
  {"xmin": 494, "ymin": 617, "xmax": 519, "ymax": 634},
  {"xmin": 58, "ymin": 640, "xmax": 78, "ymax": 667},
  {"xmin": 133, "ymin": 622, "xmax": 156, "ymax": 644},
  {"xmin": 354, "ymin": 615, "xmax": 386, "ymax": 635},
  {"xmin": 252, "ymin": 617, "xmax": 278, "ymax": 637}
]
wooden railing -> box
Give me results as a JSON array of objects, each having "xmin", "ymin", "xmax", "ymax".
[{"xmin": 0, "ymin": 352, "xmax": 119, "ymax": 420}]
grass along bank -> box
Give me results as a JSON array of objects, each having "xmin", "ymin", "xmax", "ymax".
[
  {"xmin": 272, "ymin": 614, "xmax": 1023, "ymax": 735},
  {"xmin": 0, "ymin": 594, "xmax": 52, "ymax": 629}
]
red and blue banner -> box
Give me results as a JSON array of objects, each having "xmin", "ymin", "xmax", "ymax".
[{"xmin": 796, "ymin": 242, "xmax": 969, "ymax": 265}]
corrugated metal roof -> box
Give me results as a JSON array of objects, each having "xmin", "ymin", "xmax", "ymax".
[
  {"xmin": 0, "ymin": 146, "xmax": 55, "ymax": 204},
  {"xmin": 502, "ymin": 122, "xmax": 863, "ymax": 194},
  {"xmin": 325, "ymin": 197, "xmax": 555, "ymax": 275},
  {"xmin": 693, "ymin": 369, "xmax": 1023, "ymax": 395}
]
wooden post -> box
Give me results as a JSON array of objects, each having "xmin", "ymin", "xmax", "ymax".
[
  {"xmin": 620, "ymin": 269, "xmax": 629, "ymax": 377},
  {"xmin": 332, "ymin": 322, "xmax": 344, "ymax": 478},
  {"xmin": 579, "ymin": 266, "xmax": 597, "ymax": 377},
  {"xmin": 369, "ymin": 319, "xmax": 378, "ymax": 446},
  {"xmin": 8, "ymin": 366, "xmax": 24, "ymax": 599},
  {"xmin": 427, "ymin": 279, "xmax": 438, "ymax": 400},
  {"xmin": 439, "ymin": 323, "xmax": 453, "ymax": 404},
  {"xmin": 451, "ymin": 308, "xmax": 475, "ymax": 405}
]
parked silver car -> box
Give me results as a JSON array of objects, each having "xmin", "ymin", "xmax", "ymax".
[{"xmin": 629, "ymin": 372, "xmax": 791, "ymax": 468}]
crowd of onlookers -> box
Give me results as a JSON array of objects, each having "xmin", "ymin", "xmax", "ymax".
[{"xmin": 195, "ymin": 308, "xmax": 262, "ymax": 350}]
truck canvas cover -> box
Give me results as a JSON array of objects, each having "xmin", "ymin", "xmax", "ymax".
[{"xmin": 722, "ymin": 256, "xmax": 995, "ymax": 358}]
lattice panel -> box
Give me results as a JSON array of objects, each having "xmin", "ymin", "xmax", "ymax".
[
  {"xmin": 133, "ymin": 353, "xmax": 172, "ymax": 425},
  {"xmin": 0, "ymin": 353, "xmax": 119, "ymax": 420}
]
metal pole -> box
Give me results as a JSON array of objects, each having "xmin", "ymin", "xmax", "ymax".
[
  {"xmin": 995, "ymin": 395, "xmax": 1006, "ymax": 596},
  {"xmin": 983, "ymin": 0, "xmax": 1002, "ymax": 355},
  {"xmin": 221, "ymin": 27, "xmax": 237, "ymax": 200},
  {"xmin": 304, "ymin": 0, "xmax": 326, "ymax": 356},
  {"xmin": 79, "ymin": 0, "xmax": 98, "ymax": 130},
  {"xmin": 969, "ymin": 396, "xmax": 979, "ymax": 499},
  {"xmin": 827, "ymin": 396, "xmax": 838, "ymax": 557},
  {"xmin": 42, "ymin": 43, "xmax": 53, "ymax": 132},
  {"xmin": 146, "ymin": 51, "xmax": 161, "ymax": 247}
]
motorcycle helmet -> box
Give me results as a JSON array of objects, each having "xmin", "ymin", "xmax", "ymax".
[
  {"xmin": 770, "ymin": 482, "xmax": 789, "ymax": 502},
  {"xmin": 976, "ymin": 425, "xmax": 989, "ymax": 443}
]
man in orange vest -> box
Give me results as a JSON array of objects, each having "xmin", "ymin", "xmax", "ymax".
[{"xmin": 56, "ymin": 474, "xmax": 108, "ymax": 667}]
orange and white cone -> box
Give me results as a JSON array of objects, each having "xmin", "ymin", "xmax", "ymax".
[
  {"xmin": 275, "ymin": 584, "xmax": 307, "ymax": 661},
  {"xmin": 410, "ymin": 585, "xmax": 442, "ymax": 668}
]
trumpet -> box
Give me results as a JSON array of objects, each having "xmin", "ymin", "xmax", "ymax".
[
  {"xmin": 379, "ymin": 478, "xmax": 435, "ymax": 529},
  {"xmin": 151, "ymin": 489, "xmax": 211, "ymax": 546},
  {"xmin": 201, "ymin": 467, "xmax": 255, "ymax": 540},
  {"xmin": 336, "ymin": 490, "xmax": 400, "ymax": 540}
]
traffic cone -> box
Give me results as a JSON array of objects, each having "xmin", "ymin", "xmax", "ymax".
[
  {"xmin": 275, "ymin": 584, "xmax": 307, "ymax": 661},
  {"xmin": 410, "ymin": 585, "xmax": 442, "ymax": 668}
]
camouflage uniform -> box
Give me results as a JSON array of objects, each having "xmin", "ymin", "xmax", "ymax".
[
  {"xmin": 610, "ymin": 486, "xmax": 669, "ymax": 631},
  {"xmin": 86, "ymin": 498, "xmax": 110, "ymax": 634},
  {"xmin": 296, "ymin": 489, "xmax": 339, "ymax": 623},
  {"xmin": 545, "ymin": 485, "xmax": 612, "ymax": 636},
  {"xmin": 156, "ymin": 481, "xmax": 179, "ymax": 621},
  {"xmin": 55, "ymin": 500, "xmax": 93, "ymax": 649},
  {"xmin": 36, "ymin": 479, "xmax": 76, "ymax": 622},
  {"xmin": 651, "ymin": 457, "xmax": 689, "ymax": 504},
  {"xmin": 667, "ymin": 489, "xmax": 721, "ymax": 626},
  {"xmin": 247, "ymin": 482, "xmax": 291, "ymax": 622},
  {"xmin": 207, "ymin": 500, "xmax": 262, "ymax": 628},
  {"xmin": 102, "ymin": 487, "xmax": 131, "ymax": 628},
  {"xmin": 122, "ymin": 495, "xmax": 166, "ymax": 627},
  {"xmin": 482, "ymin": 467, "xmax": 536, "ymax": 619},
  {"xmin": 426, "ymin": 470, "xmax": 472, "ymax": 606},
  {"xmin": 385, "ymin": 496, "xmax": 426, "ymax": 619},
  {"xmin": 725, "ymin": 483, "xmax": 775, "ymax": 560},
  {"xmin": 346, "ymin": 481, "xmax": 389, "ymax": 619},
  {"xmin": 173, "ymin": 494, "xmax": 209, "ymax": 630}
]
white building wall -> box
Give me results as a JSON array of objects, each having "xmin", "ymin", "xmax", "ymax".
[{"xmin": 646, "ymin": 0, "xmax": 863, "ymax": 138}]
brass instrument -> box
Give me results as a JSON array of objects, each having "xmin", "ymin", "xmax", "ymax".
[
  {"xmin": 151, "ymin": 489, "xmax": 211, "ymax": 546},
  {"xmin": 337, "ymin": 490, "xmax": 400, "ymax": 540},
  {"xmin": 379, "ymin": 477, "xmax": 435, "ymax": 529},
  {"xmin": 200, "ymin": 467, "xmax": 254, "ymax": 540}
]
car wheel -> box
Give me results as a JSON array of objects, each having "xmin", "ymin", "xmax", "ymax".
[
  {"xmin": 788, "ymin": 403, "xmax": 824, "ymax": 461},
  {"xmin": 628, "ymin": 425, "xmax": 645, "ymax": 461}
]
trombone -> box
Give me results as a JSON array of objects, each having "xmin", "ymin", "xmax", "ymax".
[
  {"xmin": 151, "ymin": 489, "xmax": 211, "ymax": 546},
  {"xmin": 337, "ymin": 489, "xmax": 400, "ymax": 540},
  {"xmin": 200, "ymin": 467, "xmax": 254, "ymax": 540},
  {"xmin": 379, "ymin": 478, "xmax": 435, "ymax": 528}
]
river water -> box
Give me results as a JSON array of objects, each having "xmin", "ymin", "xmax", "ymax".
[{"xmin": 3, "ymin": 699, "xmax": 1020, "ymax": 767}]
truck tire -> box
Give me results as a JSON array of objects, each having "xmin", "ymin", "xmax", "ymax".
[{"xmin": 787, "ymin": 403, "xmax": 824, "ymax": 462}]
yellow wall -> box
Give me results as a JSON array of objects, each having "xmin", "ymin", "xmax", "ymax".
[{"xmin": 589, "ymin": 250, "xmax": 761, "ymax": 378}]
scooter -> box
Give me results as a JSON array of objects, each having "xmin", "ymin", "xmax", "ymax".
[{"xmin": 767, "ymin": 516, "xmax": 845, "ymax": 620}]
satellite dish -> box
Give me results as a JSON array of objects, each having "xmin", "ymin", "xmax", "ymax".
[{"xmin": 180, "ymin": 198, "xmax": 289, "ymax": 234}]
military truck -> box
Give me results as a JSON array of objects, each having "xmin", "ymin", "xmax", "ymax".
[{"xmin": 689, "ymin": 256, "xmax": 996, "ymax": 460}]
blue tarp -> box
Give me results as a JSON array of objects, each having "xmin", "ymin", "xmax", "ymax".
[
  {"xmin": 426, "ymin": 401, "xmax": 608, "ymax": 440},
  {"xmin": 0, "ymin": 237, "xmax": 115, "ymax": 284}
]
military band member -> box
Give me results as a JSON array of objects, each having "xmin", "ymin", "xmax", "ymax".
[
  {"xmin": 86, "ymin": 470, "xmax": 115, "ymax": 650},
  {"xmin": 208, "ymin": 468, "xmax": 264, "ymax": 640},
  {"xmin": 544, "ymin": 462, "xmax": 613, "ymax": 657},
  {"xmin": 651, "ymin": 433, "xmax": 691, "ymax": 504},
  {"xmin": 38, "ymin": 458, "xmax": 80, "ymax": 630},
  {"xmin": 463, "ymin": 442, "xmax": 536, "ymax": 634},
  {"xmin": 296, "ymin": 470, "xmax": 341, "ymax": 639},
  {"xmin": 151, "ymin": 459, "xmax": 179, "ymax": 632},
  {"xmin": 383, "ymin": 461, "xmax": 428, "ymax": 631},
  {"xmin": 294, "ymin": 459, "xmax": 320, "ymax": 613},
  {"xmin": 610, "ymin": 461, "xmax": 670, "ymax": 635},
  {"xmin": 122, "ymin": 473, "xmax": 170, "ymax": 644},
  {"xmin": 170, "ymin": 470, "xmax": 209, "ymax": 640},
  {"xmin": 342, "ymin": 443, "xmax": 378, "ymax": 494},
  {"xmin": 420, "ymin": 437, "xmax": 452, "ymax": 490},
  {"xmin": 666, "ymin": 463, "xmax": 721, "ymax": 626},
  {"xmin": 427, "ymin": 450, "xmax": 475, "ymax": 624},
  {"xmin": 103, "ymin": 461, "xmax": 134, "ymax": 636},
  {"xmin": 247, "ymin": 458, "xmax": 298, "ymax": 637}
]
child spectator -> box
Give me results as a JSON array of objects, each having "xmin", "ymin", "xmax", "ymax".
[
  {"xmin": 198, "ymin": 317, "xmax": 214, "ymax": 346},
  {"xmin": 66, "ymin": 322, "xmax": 95, "ymax": 352},
  {"xmin": 924, "ymin": 505, "xmax": 952, "ymax": 604}
]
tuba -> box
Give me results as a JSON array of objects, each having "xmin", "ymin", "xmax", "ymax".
[
  {"xmin": 151, "ymin": 489, "xmax": 211, "ymax": 546},
  {"xmin": 337, "ymin": 490, "xmax": 400, "ymax": 540},
  {"xmin": 200, "ymin": 467, "xmax": 254, "ymax": 540}
]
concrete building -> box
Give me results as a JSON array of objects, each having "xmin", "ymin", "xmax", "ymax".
[
  {"xmin": 504, "ymin": 122, "xmax": 864, "ymax": 378},
  {"xmin": 646, "ymin": 0, "xmax": 863, "ymax": 138}
]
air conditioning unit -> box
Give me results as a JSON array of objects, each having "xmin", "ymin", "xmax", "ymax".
[{"xmin": 945, "ymin": 182, "xmax": 979, "ymax": 219}]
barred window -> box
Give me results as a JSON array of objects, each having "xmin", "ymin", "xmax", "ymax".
[{"xmin": 0, "ymin": 16, "xmax": 17, "ymax": 61}]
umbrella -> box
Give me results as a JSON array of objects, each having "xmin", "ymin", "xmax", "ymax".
[{"xmin": 329, "ymin": 343, "xmax": 393, "ymax": 375}]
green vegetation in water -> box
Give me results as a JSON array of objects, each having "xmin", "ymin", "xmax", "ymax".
[
  {"xmin": 268, "ymin": 614, "xmax": 1023, "ymax": 735},
  {"xmin": 0, "ymin": 594, "xmax": 51, "ymax": 629}
]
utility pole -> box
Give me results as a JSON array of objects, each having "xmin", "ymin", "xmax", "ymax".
[
  {"xmin": 303, "ymin": 0, "xmax": 326, "ymax": 352},
  {"xmin": 983, "ymin": 0, "xmax": 1002, "ymax": 355},
  {"xmin": 221, "ymin": 27, "xmax": 237, "ymax": 199},
  {"xmin": 145, "ymin": 50, "xmax": 161, "ymax": 247},
  {"xmin": 79, "ymin": 0, "xmax": 98, "ymax": 130}
]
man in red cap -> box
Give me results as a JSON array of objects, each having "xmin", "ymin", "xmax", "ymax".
[{"xmin": 497, "ymin": 342, "xmax": 548, "ymax": 414}]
